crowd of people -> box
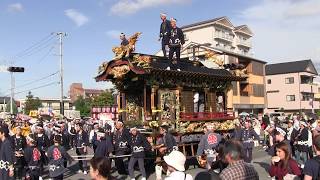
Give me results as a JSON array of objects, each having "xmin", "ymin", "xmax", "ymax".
[{"xmin": 0, "ymin": 113, "xmax": 319, "ymax": 180}]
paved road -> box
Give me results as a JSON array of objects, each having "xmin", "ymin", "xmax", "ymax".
[{"xmin": 43, "ymin": 146, "xmax": 271, "ymax": 180}]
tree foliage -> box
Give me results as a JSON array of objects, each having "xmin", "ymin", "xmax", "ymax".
[
  {"xmin": 73, "ymin": 90, "xmax": 115, "ymax": 117},
  {"xmin": 73, "ymin": 95, "xmax": 92, "ymax": 117},
  {"xmin": 24, "ymin": 91, "xmax": 42, "ymax": 115},
  {"xmin": 5, "ymin": 99, "xmax": 18, "ymax": 114},
  {"xmin": 91, "ymin": 90, "xmax": 114, "ymax": 107}
]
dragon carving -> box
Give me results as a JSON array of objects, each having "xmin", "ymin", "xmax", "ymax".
[
  {"xmin": 205, "ymin": 50, "xmax": 224, "ymax": 68},
  {"xmin": 131, "ymin": 54, "xmax": 151, "ymax": 68},
  {"xmin": 98, "ymin": 62, "xmax": 108, "ymax": 75},
  {"xmin": 112, "ymin": 32, "xmax": 142, "ymax": 60},
  {"xmin": 109, "ymin": 65, "xmax": 130, "ymax": 78}
]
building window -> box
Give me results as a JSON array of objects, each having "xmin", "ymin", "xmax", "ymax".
[
  {"xmin": 253, "ymin": 84, "xmax": 264, "ymax": 97},
  {"xmin": 184, "ymin": 34, "xmax": 188, "ymax": 41},
  {"xmin": 302, "ymin": 92, "xmax": 314, "ymax": 101},
  {"xmin": 286, "ymin": 95, "xmax": 295, "ymax": 101},
  {"xmin": 301, "ymin": 75, "xmax": 313, "ymax": 84},
  {"xmin": 285, "ymin": 77, "xmax": 294, "ymax": 84},
  {"xmin": 267, "ymin": 79, "xmax": 271, "ymax": 84}
]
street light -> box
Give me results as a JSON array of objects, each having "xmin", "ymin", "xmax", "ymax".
[{"xmin": 7, "ymin": 66, "xmax": 25, "ymax": 114}]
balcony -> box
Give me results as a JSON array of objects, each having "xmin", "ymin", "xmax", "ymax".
[
  {"xmin": 300, "ymin": 83, "xmax": 317, "ymax": 93},
  {"xmin": 180, "ymin": 112, "xmax": 234, "ymax": 121},
  {"xmin": 237, "ymin": 40, "xmax": 252, "ymax": 48},
  {"xmin": 240, "ymin": 91, "xmax": 249, "ymax": 96},
  {"xmin": 301, "ymin": 100, "xmax": 320, "ymax": 110},
  {"xmin": 214, "ymin": 33, "xmax": 233, "ymax": 43}
]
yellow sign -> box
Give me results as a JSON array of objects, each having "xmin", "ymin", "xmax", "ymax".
[{"xmin": 29, "ymin": 110, "xmax": 38, "ymax": 117}]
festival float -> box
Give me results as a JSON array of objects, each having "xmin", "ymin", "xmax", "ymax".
[{"xmin": 95, "ymin": 32, "xmax": 246, "ymax": 144}]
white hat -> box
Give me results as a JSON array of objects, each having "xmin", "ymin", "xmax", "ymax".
[
  {"xmin": 160, "ymin": 12, "xmax": 167, "ymax": 17},
  {"xmin": 276, "ymin": 127, "xmax": 286, "ymax": 136},
  {"xmin": 300, "ymin": 121, "xmax": 307, "ymax": 127},
  {"xmin": 164, "ymin": 151, "xmax": 186, "ymax": 171},
  {"xmin": 170, "ymin": 18, "xmax": 177, "ymax": 22},
  {"xmin": 130, "ymin": 126, "xmax": 138, "ymax": 132},
  {"xmin": 29, "ymin": 118, "xmax": 38, "ymax": 124}
]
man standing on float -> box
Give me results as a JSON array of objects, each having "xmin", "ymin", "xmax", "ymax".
[
  {"xmin": 159, "ymin": 13, "xmax": 171, "ymax": 57},
  {"xmin": 168, "ymin": 18, "xmax": 185, "ymax": 71}
]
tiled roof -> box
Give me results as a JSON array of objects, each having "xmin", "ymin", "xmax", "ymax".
[
  {"xmin": 0, "ymin": 97, "xmax": 10, "ymax": 103},
  {"xmin": 266, "ymin": 59, "xmax": 318, "ymax": 75},
  {"xmin": 84, "ymin": 89, "xmax": 104, "ymax": 94},
  {"xmin": 181, "ymin": 16, "xmax": 225, "ymax": 29},
  {"xmin": 149, "ymin": 56, "xmax": 233, "ymax": 77},
  {"xmin": 95, "ymin": 53, "xmax": 245, "ymax": 82}
]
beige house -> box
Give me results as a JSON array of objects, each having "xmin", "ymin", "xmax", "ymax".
[
  {"xmin": 156, "ymin": 16, "xmax": 266, "ymax": 115},
  {"xmin": 266, "ymin": 60, "xmax": 319, "ymax": 113},
  {"xmin": 19, "ymin": 98, "xmax": 71, "ymax": 113}
]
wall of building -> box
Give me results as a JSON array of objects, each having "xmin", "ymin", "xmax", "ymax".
[
  {"xmin": 184, "ymin": 26, "xmax": 214, "ymax": 45},
  {"xmin": 266, "ymin": 72, "xmax": 319, "ymax": 112}
]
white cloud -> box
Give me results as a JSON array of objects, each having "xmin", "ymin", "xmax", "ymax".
[
  {"xmin": 7, "ymin": 3, "xmax": 24, "ymax": 13},
  {"xmin": 106, "ymin": 30, "xmax": 122, "ymax": 39},
  {"xmin": 64, "ymin": 9, "xmax": 89, "ymax": 27},
  {"xmin": 110, "ymin": 0, "xmax": 189, "ymax": 15},
  {"xmin": 236, "ymin": 0, "xmax": 320, "ymax": 63},
  {"xmin": 285, "ymin": 0, "xmax": 320, "ymax": 18}
]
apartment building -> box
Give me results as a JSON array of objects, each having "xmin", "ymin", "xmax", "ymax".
[
  {"xmin": 69, "ymin": 83, "xmax": 104, "ymax": 103},
  {"xmin": 181, "ymin": 16, "xmax": 253, "ymax": 56},
  {"xmin": 266, "ymin": 60, "xmax": 319, "ymax": 113},
  {"xmin": 155, "ymin": 16, "xmax": 266, "ymax": 115}
]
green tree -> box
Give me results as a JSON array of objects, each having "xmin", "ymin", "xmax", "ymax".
[
  {"xmin": 24, "ymin": 91, "xmax": 42, "ymax": 115},
  {"xmin": 74, "ymin": 95, "xmax": 91, "ymax": 117},
  {"xmin": 91, "ymin": 90, "xmax": 114, "ymax": 107}
]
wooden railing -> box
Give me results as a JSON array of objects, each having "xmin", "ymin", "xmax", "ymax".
[{"xmin": 179, "ymin": 112, "xmax": 234, "ymax": 121}]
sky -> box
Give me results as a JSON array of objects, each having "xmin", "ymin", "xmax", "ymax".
[{"xmin": 0, "ymin": 0, "xmax": 320, "ymax": 99}]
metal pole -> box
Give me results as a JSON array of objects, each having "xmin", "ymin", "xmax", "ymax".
[
  {"xmin": 57, "ymin": 32, "xmax": 66, "ymax": 116},
  {"xmin": 4, "ymin": 97, "xmax": 6, "ymax": 112},
  {"xmin": 10, "ymin": 72, "xmax": 14, "ymax": 114}
]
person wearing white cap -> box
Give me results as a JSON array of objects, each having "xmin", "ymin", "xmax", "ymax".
[
  {"xmin": 268, "ymin": 127, "xmax": 292, "ymax": 156},
  {"xmin": 167, "ymin": 17, "xmax": 185, "ymax": 71},
  {"xmin": 295, "ymin": 120, "xmax": 309, "ymax": 167},
  {"xmin": 236, "ymin": 120, "xmax": 260, "ymax": 163},
  {"xmin": 13, "ymin": 126, "xmax": 27, "ymax": 179},
  {"xmin": 120, "ymin": 33, "xmax": 129, "ymax": 46},
  {"xmin": 161, "ymin": 150, "xmax": 192, "ymax": 180},
  {"xmin": 113, "ymin": 121, "xmax": 131, "ymax": 175},
  {"xmin": 35, "ymin": 123, "xmax": 50, "ymax": 179},
  {"xmin": 128, "ymin": 127, "xmax": 151, "ymax": 180},
  {"xmin": 196, "ymin": 122, "xmax": 222, "ymax": 170},
  {"xmin": 159, "ymin": 12, "xmax": 171, "ymax": 57},
  {"xmin": 24, "ymin": 134, "xmax": 42, "ymax": 180}
]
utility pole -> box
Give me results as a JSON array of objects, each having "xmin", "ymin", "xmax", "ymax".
[
  {"xmin": 56, "ymin": 32, "xmax": 66, "ymax": 116},
  {"xmin": 7, "ymin": 66, "xmax": 24, "ymax": 114},
  {"xmin": 10, "ymin": 72, "xmax": 14, "ymax": 114}
]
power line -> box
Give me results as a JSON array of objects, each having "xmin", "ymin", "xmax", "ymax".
[
  {"xmin": 14, "ymin": 71, "xmax": 59, "ymax": 89},
  {"xmin": 2, "ymin": 71, "xmax": 59, "ymax": 94},
  {"xmin": 3, "ymin": 81, "xmax": 59, "ymax": 97},
  {"xmin": 37, "ymin": 45, "xmax": 55, "ymax": 63},
  {"xmin": 13, "ymin": 37, "xmax": 57, "ymax": 63},
  {"xmin": 13, "ymin": 34, "xmax": 54, "ymax": 59}
]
